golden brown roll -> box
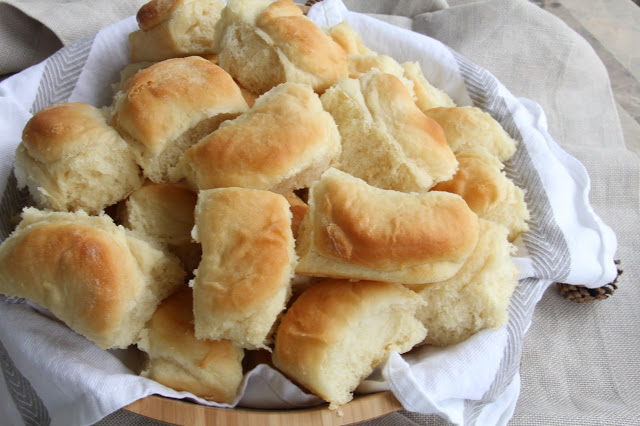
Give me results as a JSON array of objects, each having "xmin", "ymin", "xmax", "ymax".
[
  {"xmin": 214, "ymin": 0, "xmax": 348, "ymax": 95},
  {"xmin": 320, "ymin": 71, "xmax": 457, "ymax": 192},
  {"xmin": 409, "ymin": 219, "xmax": 519, "ymax": 346},
  {"xmin": 272, "ymin": 279, "xmax": 427, "ymax": 409},
  {"xmin": 14, "ymin": 102, "xmax": 143, "ymax": 214},
  {"xmin": 137, "ymin": 286, "xmax": 244, "ymax": 404},
  {"xmin": 295, "ymin": 168, "xmax": 480, "ymax": 284},
  {"xmin": 432, "ymin": 147, "xmax": 530, "ymax": 241},
  {"xmin": 191, "ymin": 188, "xmax": 297, "ymax": 350},
  {"xmin": 423, "ymin": 106, "xmax": 517, "ymax": 162},
  {"xmin": 175, "ymin": 82, "xmax": 341, "ymax": 194},
  {"xmin": 119, "ymin": 181, "xmax": 201, "ymax": 272},
  {"xmin": 129, "ymin": 0, "xmax": 225, "ymax": 63},
  {"xmin": 0, "ymin": 208, "xmax": 185, "ymax": 349},
  {"xmin": 111, "ymin": 56, "xmax": 249, "ymax": 182}
]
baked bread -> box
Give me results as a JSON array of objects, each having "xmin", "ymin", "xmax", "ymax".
[
  {"xmin": 119, "ymin": 181, "xmax": 201, "ymax": 272},
  {"xmin": 295, "ymin": 168, "xmax": 480, "ymax": 284},
  {"xmin": 402, "ymin": 61, "xmax": 456, "ymax": 110},
  {"xmin": 191, "ymin": 188, "xmax": 297, "ymax": 349},
  {"xmin": 346, "ymin": 53, "xmax": 407, "ymax": 80},
  {"xmin": 175, "ymin": 82, "xmax": 341, "ymax": 194},
  {"xmin": 320, "ymin": 71, "xmax": 457, "ymax": 192},
  {"xmin": 112, "ymin": 61, "xmax": 155, "ymax": 95},
  {"xmin": 111, "ymin": 56, "xmax": 249, "ymax": 182},
  {"xmin": 284, "ymin": 192, "xmax": 308, "ymax": 240},
  {"xmin": 137, "ymin": 286, "xmax": 244, "ymax": 404},
  {"xmin": 14, "ymin": 102, "xmax": 143, "ymax": 214},
  {"xmin": 432, "ymin": 147, "xmax": 530, "ymax": 241},
  {"xmin": 327, "ymin": 21, "xmax": 414, "ymax": 95},
  {"xmin": 346, "ymin": 56, "xmax": 456, "ymax": 111},
  {"xmin": 410, "ymin": 219, "xmax": 518, "ymax": 346},
  {"xmin": 112, "ymin": 54, "xmax": 219, "ymax": 95},
  {"xmin": 0, "ymin": 208, "xmax": 185, "ymax": 349},
  {"xmin": 129, "ymin": 0, "xmax": 225, "ymax": 63},
  {"xmin": 272, "ymin": 279, "xmax": 427, "ymax": 409},
  {"xmin": 327, "ymin": 21, "xmax": 374, "ymax": 56},
  {"xmin": 326, "ymin": 21, "xmax": 454, "ymax": 109},
  {"xmin": 423, "ymin": 106, "xmax": 517, "ymax": 162},
  {"xmin": 213, "ymin": 0, "xmax": 348, "ymax": 95}
]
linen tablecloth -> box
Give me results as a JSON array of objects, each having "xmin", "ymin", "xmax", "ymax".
[{"xmin": 0, "ymin": 0, "xmax": 638, "ymax": 425}]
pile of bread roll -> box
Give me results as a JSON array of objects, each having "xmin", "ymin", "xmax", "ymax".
[{"xmin": 0, "ymin": 0, "xmax": 530, "ymax": 410}]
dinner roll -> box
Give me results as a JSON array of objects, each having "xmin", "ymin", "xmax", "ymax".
[
  {"xmin": 320, "ymin": 71, "xmax": 457, "ymax": 192},
  {"xmin": 326, "ymin": 21, "xmax": 454, "ymax": 109},
  {"xmin": 0, "ymin": 208, "xmax": 185, "ymax": 349},
  {"xmin": 272, "ymin": 279, "xmax": 427, "ymax": 409},
  {"xmin": 295, "ymin": 168, "xmax": 480, "ymax": 284},
  {"xmin": 432, "ymin": 147, "xmax": 530, "ymax": 241},
  {"xmin": 175, "ymin": 82, "xmax": 341, "ymax": 194},
  {"xmin": 137, "ymin": 286, "xmax": 244, "ymax": 404},
  {"xmin": 191, "ymin": 188, "xmax": 297, "ymax": 350},
  {"xmin": 327, "ymin": 21, "xmax": 374, "ymax": 56},
  {"xmin": 14, "ymin": 102, "xmax": 143, "ymax": 214},
  {"xmin": 345, "ymin": 53, "xmax": 456, "ymax": 112},
  {"xmin": 119, "ymin": 181, "xmax": 201, "ymax": 272},
  {"xmin": 214, "ymin": 0, "xmax": 348, "ymax": 94},
  {"xmin": 423, "ymin": 106, "xmax": 517, "ymax": 162},
  {"xmin": 410, "ymin": 219, "xmax": 518, "ymax": 346},
  {"xmin": 129, "ymin": 0, "xmax": 225, "ymax": 63},
  {"xmin": 402, "ymin": 61, "xmax": 456, "ymax": 110},
  {"xmin": 111, "ymin": 56, "xmax": 249, "ymax": 182}
]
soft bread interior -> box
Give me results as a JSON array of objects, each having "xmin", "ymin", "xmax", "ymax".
[
  {"xmin": 410, "ymin": 219, "xmax": 518, "ymax": 346},
  {"xmin": 320, "ymin": 71, "xmax": 457, "ymax": 192}
]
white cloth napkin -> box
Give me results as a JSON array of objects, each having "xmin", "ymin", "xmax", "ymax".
[{"xmin": 0, "ymin": 0, "xmax": 619, "ymax": 425}]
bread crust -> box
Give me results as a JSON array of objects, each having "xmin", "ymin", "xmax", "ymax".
[
  {"xmin": 179, "ymin": 82, "xmax": 340, "ymax": 193},
  {"xmin": 114, "ymin": 56, "xmax": 247, "ymax": 157},
  {"xmin": 0, "ymin": 208, "xmax": 185, "ymax": 349},
  {"xmin": 138, "ymin": 286, "xmax": 244, "ymax": 404},
  {"xmin": 130, "ymin": 0, "xmax": 225, "ymax": 62},
  {"xmin": 136, "ymin": 0, "xmax": 186, "ymax": 31},
  {"xmin": 22, "ymin": 103, "xmax": 108, "ymax": 163},
  {"xmin": 192, "ymin": 188, "xmax": 297, "ymax": 349},
  {"xmin": 423, "ymin": 106, "xmax": 517, "ymax": 162},
  {"xmin": 320, "ymin": 71, "xmax": 457, "ymax": 192},
  {"xmin": 15, "ymin": 102, "xmax": 143, "ymax": 213},
  {"xmin": 215, "ymin": 0, "xmax": 348, "ymax": 94},
  {"xmin": 272, "ymin": 279, "xmax": 426, "ymax": 408},
  {"xmin": 255, "ymin": 0, "xmax": 348, "ymax": 92},
  {"xmin": 432, "ymin": 148, "xmax": 530, "ymax": 240},
  {"xmin": 295, "ymin": 168, "xmax": 480, "ymax": 284}
]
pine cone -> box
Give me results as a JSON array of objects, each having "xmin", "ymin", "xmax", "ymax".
[{"xmin": 557, "ymin": 260, "xmax": 622, "ymax": 303}]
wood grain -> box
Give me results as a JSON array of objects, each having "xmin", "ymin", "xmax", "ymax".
[{"xmin": 124, "ymin": 391, "xmax": 402, "ymax": 425}]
